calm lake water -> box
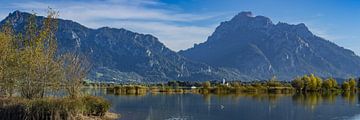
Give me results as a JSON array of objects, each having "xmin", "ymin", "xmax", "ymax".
[{"xmin": 88, "ymin": 89, "xmax": 360, "ymax": 120}]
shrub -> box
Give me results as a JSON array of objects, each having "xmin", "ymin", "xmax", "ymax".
[
  {"xmin": 82, "ymin": 96, "xmax": 111, "ymax": 116},
  {"xmin": 202, "ymin": 81, "xmax": 211, "ymax": 89}
]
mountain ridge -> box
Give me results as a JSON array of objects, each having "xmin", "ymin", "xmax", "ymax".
[
  {"xmin": 0, "ymin": 10, "xmax": 249, "ymax": 82},
  {"xmin": 180, "ymin": 11, "xmax": 360, "ymax": 80},
  {"xmin": 1, "ymin": 10, "xmax": 359, "ymax": 82}
]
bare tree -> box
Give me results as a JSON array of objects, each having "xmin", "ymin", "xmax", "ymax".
[{"xmin": 61, "ymin": 52, "xmax": 91, "ymax": 98}]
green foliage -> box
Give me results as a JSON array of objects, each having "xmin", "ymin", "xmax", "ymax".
[
  {"xmin": 202, "ymin": 81, "xmax": 211, "ymax": 89},
  {"xmin": 291, "ymin": 77, "xmax": 304, "ymax": 91},
  {"xmin": 267, "ymin": 76, "xmax": 282, "ymax": 87},
  {"xmin": 109, "ymin": 85, "xmax": 147, "ymax": 95},
  {"xmin": 232, "ymin": 82, "xmax": 241, "ymax": 88},
  {"xmin": 82, "ymin": 96, "xmax": 111, "ymax": 116},
  {"xmin": 322, "ymin": 78, "xmax": 338, "ymax": 90},
  {"xmin": 291, "ymin": 74, "xmax": 323, "ymax": 92},
  {"xmin": 0, "ymin": 9, "xmax": 91, "ymax": 99},
  {"xmin": 340, "ymin": 78, "xmax": 357, "ymax": 91},
  {"xmin": 0, "ymin": 10, "xmax": 62, "ymax": 99},
  {"xmin": 0, "ymin": 9, "xmax": 107, "ymax": 119},
  {"xmin": 308, "ymin": 74, "xmax": 322, "ymax": 91},
  {"xmin": 342, "ymin": 81, "xmax": 350, "ymax": 91},
  {"xmin": 348, "ymin": 78, "xmax": 357, "ymax": 91}
]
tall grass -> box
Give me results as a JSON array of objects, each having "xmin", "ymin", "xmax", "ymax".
[{"xmin": 0, "ymin": 96, "xmax": 110, "ymax": 120}]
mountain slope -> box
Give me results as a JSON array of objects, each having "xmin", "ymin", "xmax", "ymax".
[
  {"xmin": 180, "ymin": 12, "xmax": 360, "ymax": 80},
  {"xmin": 0, "ymin": 11, "xmax": 248, "ymax": 82}
]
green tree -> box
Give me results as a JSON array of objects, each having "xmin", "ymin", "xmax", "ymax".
[
  {"xmin": 302, "ymin": 75, "xmax": 311, "ymax": 91},
  {"xmin": 202, "ymin": 81, "xmax": 211, "ymax": 89},
  {"xmin": 322, "ymin": 79, "xmax": 331, "ymax": 90},
  {"xmin": 0, "ymin": 23, "xmax": 17, "ymax": 97},
  {"xmin": 329, "ymin": 78, "xmax": 338, "ymax": 89},
  {"xmin": 267, "ymin": 76, "xmax": 281, "ymax": 87},
  {"xmin": 16, "ymin": 10, "xmax": 62, "ymax": 99},
  {"xmin": 342, "ymin": 81, "xmax": 350, "ymax": 91},
  {"xmin": 291, "ymin": 77, "xmax": 304, "ymax": 91},
  {"xmin": 348, "ymin": 78, "xmax": 357, "ymax": 91},
  {"xmin": 322, "ymin": 78, "xmax": 337, "ymax": 91},
  {"xmin": 0, "ymin": 9, "xmax": 63, "ymax": 99},
  {"xmin": 232, "ymin": 82, "xmax": 241, "ymax": 88}
]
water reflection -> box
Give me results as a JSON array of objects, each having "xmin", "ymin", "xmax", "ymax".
[
  {"xmin": 342, "ymin": 92, "xmax": 357, "ymax": 105},
  {"xmin": 87, "ymin": 89, "xmax": 360, "ymax": 120}
]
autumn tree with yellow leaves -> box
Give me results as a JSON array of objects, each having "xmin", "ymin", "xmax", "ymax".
[{"xmin": 0, "ymin": 9, "xmax": 90, "ymax": 99}]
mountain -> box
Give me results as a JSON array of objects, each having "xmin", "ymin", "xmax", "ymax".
[
  {"xmin": 0, "ymin": 11, "xmax": 247, "ymax": 82},
  {"xmin": 180, "ymin": 11, "xmax": 360, "ymax": 80}
]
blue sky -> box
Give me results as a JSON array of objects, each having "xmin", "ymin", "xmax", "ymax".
[{"xmin": 0, "ymin": 0, "xmax": 360, "ymax": 54}]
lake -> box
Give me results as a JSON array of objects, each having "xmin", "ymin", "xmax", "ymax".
[{"xmin": 89, "ymin": 89, "xmax": 360, "ymax": 120}]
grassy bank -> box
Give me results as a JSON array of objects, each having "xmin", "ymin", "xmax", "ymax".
[{"xmin": 0, "ymin": 96, "xmax": 114, "ymax": 120}]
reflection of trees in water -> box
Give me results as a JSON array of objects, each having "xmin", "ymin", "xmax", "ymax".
[
  {"xmin": 321, "ymin": 92, "xmax": 339, "ymax": 104},
  {"xmin": 201, "ymin": 93, "xmax": 293, "ymax": 108},
  {"xmin": 342, "ymin": 91, "xmax": 356, "ymax": 104},
  {"xmin": 292, "ymin": 93, "xmax": 323, "ymax": 110},
  {"xmin": 292, "ymin": 92, "xmax": 356, "ymax": 110},
  {"xmin": 201, "ymin": 92, "xmax": 358, "ymax": 110}
]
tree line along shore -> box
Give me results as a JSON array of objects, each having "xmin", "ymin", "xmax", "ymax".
[
  {"xmin": 0, "ymin": 10, "xmax": 117, "ymax": 120},
  {"xmin": 104, "ymin": 74, "xmax": 359, "ymax": 95}
]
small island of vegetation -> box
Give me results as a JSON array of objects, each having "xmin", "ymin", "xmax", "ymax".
[{"xmin": 105, "ymin": 74, "xmax": 359, "ymax": 96}]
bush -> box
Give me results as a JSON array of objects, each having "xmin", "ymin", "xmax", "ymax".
[
  {"xmin": 0, "ymin": 98, "xmax": 81, "ymax": 120},
  {"xmin": 82, "ymin": 96, "xmax": 111, "ymax": 116}
]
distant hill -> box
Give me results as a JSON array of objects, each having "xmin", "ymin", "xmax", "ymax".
[
  {"xmin": 180, "ymin": 11, "xmax": 360, "ymax": 80},
  {"xmin": 0, "ymin": 11, "xmax": 248, "ymax": 82}
]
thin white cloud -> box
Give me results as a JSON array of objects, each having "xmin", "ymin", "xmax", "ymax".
[
  {"xmin": 10, "ymin": 1, "xmax": 216, "ymax": 22},
  {"xmin": 4, "ymin": 0, "xmax": 220, "ymax": 51}
]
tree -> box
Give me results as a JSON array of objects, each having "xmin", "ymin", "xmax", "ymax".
[
  {"xmin": 348, "ymin": 78, "xmax": 357, "ymax": 91},
  {"xmin": 16, "ymin": 10, "xmax": 62, "ymax": 99},
  {"xmin": 0, "ymin": 9, "xmax": 62, "ymax": 99},
  {"xmin": 232, "ymin": 82, "xmax": 241, "ymax": 88},
  {"xmin": 321, "ymin": 77, "xmax": 338, "ymax": 91},
  {"xmin": 61, "ymin": 52, "xmax": 91, "ymax": 98},
  {"xmin": 267, "ymin": 76, "xmax": 281, "ymax": 87},
  {"xmin": 302, "ymin": 75, "xmax": 311, "ymax": 91},
  {"xmin": 342, "ymin": 81, "xmax": 350, "ymax": 91},
  {"xmin": 0, "ymin": 23, "xmax": 17, "ymax": 97},
  {"xmin": 291, "ymin": 77, "xmax": 304, "ymax": 91},
  {"xmin": 0, "ymin": 9, "xmax": 92, "ymax": 100},
  {"xmin": 308, "ymin": 74, "xmax": 322, "ymax": 91},
  {"xmin": 329, "ymin": 78, "xmax": 338, "ymax": 89},
  {"xmin": 202, "ymin": 81, "xmax": 211, "ymax": 89},
  {"xmin": 322, "ymin": 79, "xmax": 331, "ymax": 90}
]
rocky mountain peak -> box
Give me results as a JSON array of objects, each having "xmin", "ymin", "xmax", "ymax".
[
  {"xmin": 224, "ymin": 12, "xmax": 274, "ymax": 32},
  {"xmin": 181, "ymin": 11, "xmax": 360, "ymax": 80},
  {"xmin": 234, "ymin": 11, "xmax": 254, "ymax": 18},
  {"xmin": 275, "ymin": 22, "xmax": 313, "ymax": 38}
]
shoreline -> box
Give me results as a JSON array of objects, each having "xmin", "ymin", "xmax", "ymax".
[{"xmin": 79, "ymin": 112, "xmax": 120, "ymax": 120}]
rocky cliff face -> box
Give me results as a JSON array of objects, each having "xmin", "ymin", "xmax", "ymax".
[{"xmin": 180, "ymin": 12, "xmax": 360, "ymax": 80}]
